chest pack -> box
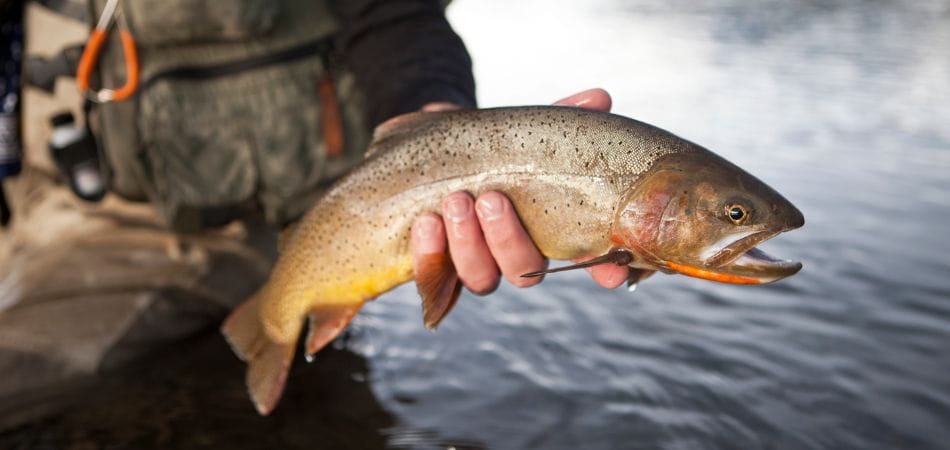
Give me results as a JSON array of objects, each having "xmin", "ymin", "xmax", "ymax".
[{"xmin": 84, "ymin": 0, "xmax": 371, "ymax": 231}]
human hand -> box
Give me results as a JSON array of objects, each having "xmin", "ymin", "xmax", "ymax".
[{"xmin": 411, "ymin": 89, "xmax": 630, "ymax": 297}]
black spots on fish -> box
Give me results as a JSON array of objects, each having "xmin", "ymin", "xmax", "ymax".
[
  {"xmin": 540, "ymin": 138, "xmax": 545, "ymax": 144},
  {"xmin": 563, "ymin": 131, "xmax": 568, "ymax": 138},
  {"xmin": 574, "ymin": 147, "xmax": 580, "ymax": 153},
  {"xmin": 544, "ymin": 209, "xmax": 549, "ymax": 215},
  {"xmin": 579, "ymin": 200, "xmax": 584, "ymax": 206},
  {"xmin": 577, "ymin": 221, "xmax": 582, "ymax": 226},
  {"xmin": 532, "ymin": 198, "xmax": 537, "ymax": 204},
  {"xmin": 584, "ymin": 161, "xmax": 591, "ymax": 169},
  {"xmin": 521, "ymin": 142, "xmax": 525, "ymax": 149}
]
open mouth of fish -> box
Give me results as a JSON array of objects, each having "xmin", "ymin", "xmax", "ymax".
[{"xmin": 667, "ymin": 228, "xmax": 802, "ymax": 284}]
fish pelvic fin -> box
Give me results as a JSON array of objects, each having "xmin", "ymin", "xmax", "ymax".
[
  {"xmin": 305, "ymin": 302, "xmax": 364, "ymax": 360},
  {"xmin": 415, "ymin": 252, "xmax": 463, "ymax": 330},
  {"xmin": 221, "ymin": 292, "xmax": 296, "ymax": 416}
]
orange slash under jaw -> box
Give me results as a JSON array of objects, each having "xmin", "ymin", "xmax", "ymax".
[{"xmin": 664, "ymin": 261, "xmax": 762, "ymax": 285}]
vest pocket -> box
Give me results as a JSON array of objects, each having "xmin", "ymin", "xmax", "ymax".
[
  {"xmin": 137, "ymin": 57, "xmax": 327, "ymax": 226},
  {"xmin": 124, "ymin": 0, "xmax": 280, "ymax": 46}
]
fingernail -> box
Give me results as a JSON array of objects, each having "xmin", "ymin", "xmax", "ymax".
[
  {"xmin": 476, "ymin": 195, "xmax": 503, "ymax": 221},
  {"xmin": 444, "ymin": 196, "xmax": 471, "ymax": 223},
  {"xmin": 414, "ymin": 216, "xmax": 437, "ymax": 239},
  {"xmin": 413, "ymin": 216, "xmax": 443, "ymax": 253}
]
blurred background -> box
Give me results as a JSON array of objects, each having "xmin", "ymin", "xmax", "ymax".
[{"xmin": 2, "ymin": 0, "xmax": 949, "ymax": 448}]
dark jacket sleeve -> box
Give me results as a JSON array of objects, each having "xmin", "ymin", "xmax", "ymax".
[{"xmin": 331, "ymin": 0, "xmax": 476, "ymax": 127}]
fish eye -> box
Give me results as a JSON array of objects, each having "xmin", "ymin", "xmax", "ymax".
[{"xmin": 726, "ymin": 204, "xmax": 749, "ymax": 225}]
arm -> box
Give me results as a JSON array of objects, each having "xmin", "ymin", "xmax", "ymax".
[{"xmin": 331, "ymin": 0, "xmax": 476, "ymax": 127}]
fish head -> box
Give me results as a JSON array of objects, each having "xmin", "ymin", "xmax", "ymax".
[{"xmin": 612, "ymin": 152, "xmax": 804, "ymax": 284}]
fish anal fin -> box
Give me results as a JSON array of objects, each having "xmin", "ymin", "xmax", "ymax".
[
  {"xmin": 305, "ymin": 303, "xmax": 363, "ymax": 359},
  {"xmin": 367, "ymin": 111, "xmax": 438, "ymax": 156},
  {"xmin": 415, "ymin": 252, "xmax": 462, "ymax": 330},
  {"xmin": 221, "ymin": 293, "xmax": 296, "ymax": 416}
]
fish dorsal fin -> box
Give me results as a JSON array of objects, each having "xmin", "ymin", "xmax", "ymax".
[
  {"xmin": 415, "ymin": 251, "xmax": 463, "ymax": 330},
  {"xmin": 366, "ymin": 111, "xmax": 437, "ymax": 157},
  {"xmin": 277, "ymin": 222, "xmax": 299, "ymax": 253}
]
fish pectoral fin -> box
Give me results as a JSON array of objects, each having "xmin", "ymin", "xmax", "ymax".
[
  {"xmin": 521, "ymin": 249, "xmax": 634, "ymax": 278},
  {"xmin": 305, "ymin": 303, "xmax": 363, "ymax": 360},
  {"xmin": 626, "ymin": 268, "xmax": 656, "ymax": 292},
  {"xmin": 221, "ymin": 293, "xmax": 295, "ymax": 416},
  {"xmin": 415, "ymin": 252, "xmax": 462, "ymax": 330}
]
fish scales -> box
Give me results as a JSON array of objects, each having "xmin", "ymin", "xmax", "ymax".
[
  {"xmin": 222, "ymin": 105, "xmax": 803, "ymax": 415},
  {"xmin": 265, "ymin": 107, "xmax": 692, "ymax": 339}
]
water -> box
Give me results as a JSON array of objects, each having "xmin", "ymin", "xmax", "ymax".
[{"xmin": 4, "ymin": 0, "xmax": 949, "ymax": 448}]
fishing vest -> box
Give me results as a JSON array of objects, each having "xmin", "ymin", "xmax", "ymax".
[{"xmin": 87, "ymin": 0, "xmax": 371, "ymax": 231}]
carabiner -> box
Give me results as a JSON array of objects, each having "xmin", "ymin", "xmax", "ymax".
[{"xmin": 76, "ymin": 0, "xmax": 139, "ymax": 103}]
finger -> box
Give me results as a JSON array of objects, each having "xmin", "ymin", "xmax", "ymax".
[
  {"xmin": 573, "ymin": 257, "xmax": 630, "ymax": 289},
  {"xmin": 474, "ymin": 192, "xmax": 547, "ymax": 288},
  {"xmin": 421, "ymin": 102, "xmax": 462, "ymax": 112},
  {"xmin": 410, "ymin": 213, "xmax": 447, "ymax": 275},
  {"xmin": 553, "ymin": 88, "xmax": 612, "ymax": 112},
  {"xmin": 442, "ymin": 192, "xmax": 501, "ymax": 295}
]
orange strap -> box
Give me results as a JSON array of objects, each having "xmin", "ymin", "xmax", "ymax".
[{"xmin": 318, "ymin": 76, "xmax": 344, "ymax": 157}]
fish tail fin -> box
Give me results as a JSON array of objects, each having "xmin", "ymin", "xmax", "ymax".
[
  {"xmin": 221, "ymin": 292, "xmax": 296, "ymax": 416},
  {"xmin": 304, "ymin": 302, "xmax": 365, "ymax": 361}
]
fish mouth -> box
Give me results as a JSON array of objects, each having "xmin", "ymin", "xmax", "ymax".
[{"xmin": 666, "ymin": 228, "xmax": 802, "ymax": 284}]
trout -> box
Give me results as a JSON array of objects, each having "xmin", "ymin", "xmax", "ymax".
[{"xmin": 222, "ymin": 106, "xmax": 804, "ymax": 414}]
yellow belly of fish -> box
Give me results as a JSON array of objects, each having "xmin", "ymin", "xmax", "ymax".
[{"xmin": 260, "ymin": 255, "xmax": 414, "ymax": 343}]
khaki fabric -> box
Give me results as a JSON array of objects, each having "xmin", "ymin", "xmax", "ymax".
[
  {"xmin": 91, "ymin": 0, "xmax": 371, "ymax": 230},
  {"xmin": 0, "ymin": 1, "xmax": 371, "ymax": 431}
]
